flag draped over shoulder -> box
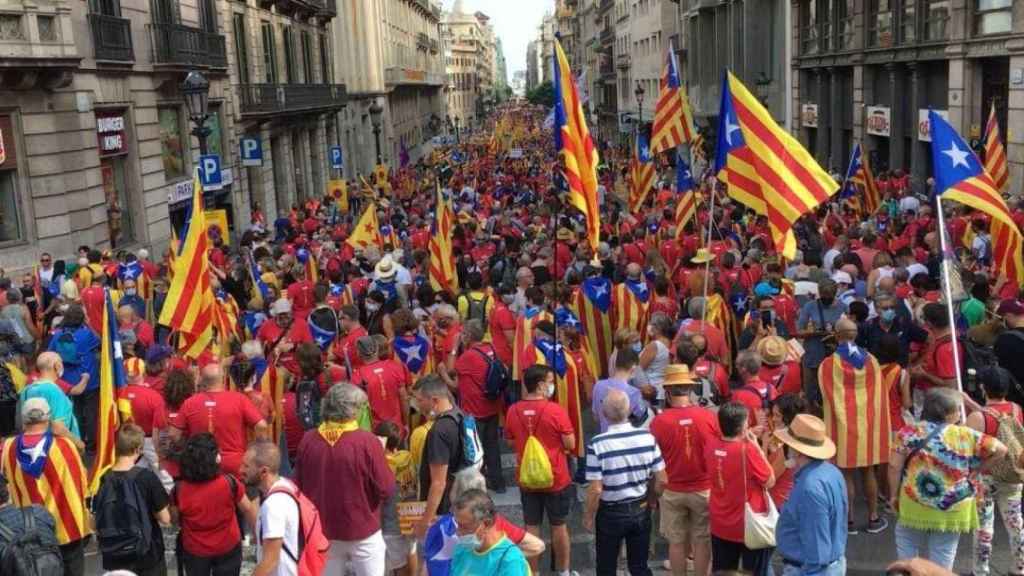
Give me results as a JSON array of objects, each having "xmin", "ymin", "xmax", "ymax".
[
  {"xmin": 346, "ymin": 202, "xmax": 384, "ymax": 250},
  {"xmin": 984, "ymin": 103, "xmax": 1009, "ymax": 193},
  {"xmin": 818, "ymin": 345, "xmax": 890, "ymax": 468},
  {"xmin": 512, "ymin": 307, "xmax": 552, "ymax": 381},
  {"xmin": 715, "ymin": 71, "xmax": 838, "ymax": 258},
  {"xmin": 612, "ymin": 279, "xmax": 650, "ymax": 338},
  {"xmin": 90, "ymin": 288, "xmax": 131, "ymax": 495},
  {"xmin": 573, "ymin": 277, "xmax": 614, "ymax": 379},
  {"xmin": 704, "ymin": 293, "xmax": 738, "ymax": 371},
  {"xmin": 675, "ymin": 156, "xmax": 697, "ymax": 239},
  {"xmin": 526, "ymin": 340, "xmax": 583, "ymax": 458},
  {"xmin": 650, "ymin": 41, "xmax": 696, "ymax": 154},
  {"xmin": 159, "ymin": 168, "xmax": 214, "ymax": 337},
  {"xmin": 629, "ymin": 133, "xmax": 656, "ymax": 214},
  {"xmin": 553, "ymin": 39, "xmax": 600, "ymax": 253},
  {"xmin": 842, "ymin": 142, "xmax": 881, "ymax": 215},
  {"xmin": 429, "ymin": 184, "xmax": 458, "ymax": 294},
  {"xmin": 929, "ymin": 109, "xmax": 1024, "ymax": 283}
]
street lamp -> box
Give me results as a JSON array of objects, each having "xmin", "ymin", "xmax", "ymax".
[
  {"xmin": 182, "ymin": 71, "xmax": 211, "ymax": 154},
  {"xmin": 454, "ymin": 116, "xmax": 461, "ymax": 143},
  {"xmin": 755, "ymin": 73, "xmax": 771, "ymax": 106},
  {"xmin": 368, "ymin": 100, "xmax": 384, "ymax": 166},
  {"xmin": 634, "ymin": 81, "xmax": 646, "ymax": 126}
]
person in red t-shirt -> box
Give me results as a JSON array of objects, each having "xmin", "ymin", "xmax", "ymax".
[
  {"xmin": 650, "ymin": 364, "xmax": 719, "ymax": 576},
  {"xmin": 285, "ymin": 267, "xmax": 316, "ymax": 321},
  {"xmin": 350, "ymin": 336, "xmax": 408, "ymax": 434},
  {"xmin": 333, "ymin": 304, "xmax": 369, "ymax": 374},
  {"xmin": 911, "ymin": 303, "xmax": 964, "ymax": 395},
  {"xmin": 504, "ymin": 365, "xmax": 576, "ymax": 575},
  {"xmin": 489, "ymin": 286, "xmax": 518, "ymax": 366},
  {"xmin": 257, "ymin": 298, "xmax": 314, "ymax": 375},
  {"xmin": 173, "ymin": 432, "xmax": 257, "ymax": 574},
  {"xmin": 705, "ymin": 402, "xmax": 775, "ymax": 574},
  {"xmin": 172, "ymin": 361, "xmax": 269, "ymax": 476},
  {"xmin": 432, "ymin": 305, "xmax": 462, "ymax": 376},
  {"xmin": 756, "ymin": 336, "xmax": 802, "ymax": 397},
  {"xmin": 731, "ymin": 350, "xmax": 779, "ymax": 428},
  {"xmin": 123, "ymin": 358, "xmax": 167, "ymax": 474}
]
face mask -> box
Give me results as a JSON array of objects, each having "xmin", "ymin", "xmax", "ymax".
[
  {"xmin": 880, "ymin": 309, "xmax": 897, "ymax": 323},
  {"xmin": 546, "ymin": 383, "xmax": 556, "ymax": 398},
  {"xmin": 366, "ymin": 303, "xmax": 381, "ymax": 313},
  {"xmin": 124, "ymin": 288, "xmax": 137, "ymax": 296},
  {"xmin": 457, "ymin": 534, "xmax": 481, "ymax": 549},
  {"xmin": 631, "ymin": 342, "xmax": 643, "ymax": 353},
  {"xmin": 819, "ymin": 297, "xmax": 834, "ymax": 307}
]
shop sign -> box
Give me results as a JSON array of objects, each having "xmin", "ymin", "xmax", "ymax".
[
  {"xmin": 918, "ymin": 109, "xmax": 948, "ymax": 142},
  {"xmin": 167, "ymin": 178, "xmax": 193, "ymax": 205},
  {"xmin": 865, "ymin": 106, "xmax": 891, "ymax": 137},
  {"xmin": 801, "ymin": 104, "xmax": 818, "ymax": 128},
  {"xmin": 96, "ymin": 113, "xmax": 127, "ymax": 155}
]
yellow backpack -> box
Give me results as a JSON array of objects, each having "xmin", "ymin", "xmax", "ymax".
[{"xmin": 518, "ymin": 406, "xmax": 554, "ymax": 490}]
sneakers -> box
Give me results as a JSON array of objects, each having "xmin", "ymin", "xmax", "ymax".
[
  {"xmin": 847, "ymin": 521, "xmax": 859, "ymax": 535},
  {"xmin": 866, "ymin": 516, "xmax": 889, "ymax": 534}
]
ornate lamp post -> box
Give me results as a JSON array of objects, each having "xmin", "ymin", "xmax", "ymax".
[
  {"xmin": 182, "ymin": 71, "xmax": 211, "ymax": 154},
  {"xmin": 369, "ymin": 101, "xmax": 384, "ymax": 165}
]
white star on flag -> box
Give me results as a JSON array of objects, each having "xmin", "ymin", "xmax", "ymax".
[
  {"xmin": 725, "ymin": 120, "xmax": 741, "ymax": 145},
  {"xmin": 593, "ymin": 283, "xmax": 609, "ymax": 297},
  {"xmin": 403, "ymin": 344, "xmax": 423, "ymax": 363},
  {"xmin": 21, "ymin": 439, "xmax": 46, "ymax": 465},
  {"xmin": 942, "ymin": 142, "xmax": 970, "ymax": 169}
]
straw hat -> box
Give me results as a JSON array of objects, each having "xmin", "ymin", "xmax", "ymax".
[
  {"xmin": 757, "ymin": 336, "xmax": 788, "ymax": 366},
  {"xmin": 691, "ymin": 248, "xmax": 714, "ymax": 264},
  {"xmin": 375, "ymin": 255, "xmax": 397, "ymax": 280},
  {"xmin": 774, "ymin": 414, "xmax": 836, "ymax": 460},
  {"xmin": 556, "ymin": 227, "xmax": 574, "ymax": 241},
  {"xmin": 662, "ymin": 364, "xmax": 696, "ymax": 387}
]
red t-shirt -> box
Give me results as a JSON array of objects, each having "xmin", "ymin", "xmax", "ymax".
[
  {"xmin": 434, "ymin": 324, "xmax": 462, "ymax": 367},
  {"xmin": 489, "ymin": 304, "xmax": 517, "ymax": 366},
  {"xmin": 125, "ymin": 384, "xmax": 167, "ymax": 436},
  {"xmin": 454, "ymin": 344, "xmax": 501, "ymax": 418},
  {"xmin": 732, "ymin": 379, "xmax": 778, "ymax": 427},
  {"xmin": 650, "ymin": 405, "xmax": 719, "ymax": 492},
  {"xmin": 176, "ymin": 390, "xmax": 265, "ymax": 475},
  {"xmin": 286, "ymin": 281, "xmax": 316, "ymax": 319},
  {"xmin": 175, "ymin": 475, "xmax": 244, "ymax": 557},
  {"xmin": 504, "ymin": 398, "xmax": 575, "ymax": 492},
  {"xmin": 758, "ymin": 362, "xmax": 802, "ymax": 397},
  {"xmin": 919, "ymin": 336, "xmax": 963, "ymax": 390},
  {"xmin": 335, "ymin": 326, "xmax": 369, "ymax": 372},
  {"xmin": 623, "ymin": 243, "xmax": 645, "ymax": 266},
  {"xmin": 494, "ymin": 513, "xmax": 525, "ymax": 544},
  {"xmin": 983, "ymin": 401, "xmax": 1024, "ymax": 436},
  {"xmin": 257, "ymin": 320, "xmax": 314, "ymax": 375},
  {"xmin": 122, "ymin": 320, "xmax": 155, "ymax": 349},
  {"xmin": 282, "ymin": 392, "xmax": 303, "ymax": 458},
  {"xmin": 351, "ymin": 360, "xmax": 407, "ymax": 432},
  {"xmin": 694, "ymin": 358, "xmax": 730, "ymax": 398},
  {"xmin": 705, "ymin": 437, "xmax": 773, "ymax": 542}
]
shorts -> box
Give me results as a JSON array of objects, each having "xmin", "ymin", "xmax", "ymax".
[
  {"xmin": 521, "ymin": 485, "xmax": 573, "ymax": 526},
  {"xmin": 659, "ymin": 489, "xmax": 710, "ymax": 544},
  {"xmin": 384, "ymin": 534, "xmax": 414, "ymax": 571}
]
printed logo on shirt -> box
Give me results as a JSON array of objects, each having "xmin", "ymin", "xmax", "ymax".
[
  {"xmin": 678, "ymin": 418, "xmax": 692, "ymax": 426},
  {"xmin": 714, "ymin": 449, "xmax": 727, "ymax": 457},
  {"xmin": 204, "ymin": 401, "xmax": 217, "ymax": 407},
  {"xmin": 523, "ymin": 410, "xmax": 536, "ymax": 416}
]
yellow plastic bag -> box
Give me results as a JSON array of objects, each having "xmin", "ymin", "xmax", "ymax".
[{"xmin": 518, "ymin": 434, "xmax": 554, "ymax": 490}]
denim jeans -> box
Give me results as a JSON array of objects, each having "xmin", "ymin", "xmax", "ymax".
[
  {"xmin": 595, "ymin": 500, "xmax": 652, "ymax": 576},
  {"xmin": 894, "ymin": 524, "xmax": 962, "ymax": 570},
  {"xmin": 781, "ymin": 557, "xmax": 846, "ymax": 576}
]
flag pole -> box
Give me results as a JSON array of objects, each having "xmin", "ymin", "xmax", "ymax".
[
  {"xmin": 700, "ymin": 181, "xmax": 717, "ymax": 332},
  {"xmin": 934, "ymin": 194, "xmax": 966, "ymax": 420}
]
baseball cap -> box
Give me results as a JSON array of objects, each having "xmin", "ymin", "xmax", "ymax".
[
  {"xmin": 21, "ymin": 397, "xmax": 50, "ymax": 420},
  {"xmin": 270, "ymin": 298, "xmax": 293, "ymax": 316},
  {"xmin": 830, "ymin": 271, "xmax": 853, "ymax": 285},
  {"xmin": 997, "ymin": 298, "xmax": 1024, "ymax": 316}
]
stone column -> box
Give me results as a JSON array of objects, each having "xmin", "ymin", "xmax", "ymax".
[
  {"xmin": 887, "ymin": 62, "xmax": 904, "ymax": 171},
  {"xmin": 830, "ymin": 68, "xmax": 844, "ymax": 172},
  {"xmin": 908, "ymin": 61, "xmax": 926, "ymax": 180},
  {"xmin": 816, "ymin": 69, "xmax": 830, "ymax": 166},
  {"xmin": 1008, "ymin": 41, "xmax": 1024, "ymax": 197}
]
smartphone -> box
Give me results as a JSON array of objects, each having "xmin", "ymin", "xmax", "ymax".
[{"xmin": 761, "ymin": 310, "xmax": 773, "ymax": 328}]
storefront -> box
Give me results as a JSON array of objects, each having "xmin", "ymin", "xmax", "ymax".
[
  {"xmin": 96, "ymin": 110, "xmax": 134, "ymax": 248},
  {"xmin": 0, "ymin": 114, "xmax": 22, "ymax": 244}
]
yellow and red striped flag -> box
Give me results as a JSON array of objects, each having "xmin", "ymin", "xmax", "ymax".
[
  {"xmin": 428, "ymin": 183, "xmax": 458, "ymax": 294},
  {"xmin": 819, "ymin": 346, "xmax": 890, "ymax": 469},
  {"xmin": 573, "ymin": 277, "xmax": 614, "ymax": 379},
  {"xmin": 704, "ymin": 293, "xmax": 739, "ymax": 371},
  {"xmin": 714, "ymin": 71, "xmax": 838, "ymax": 258},
  {"xmin": 553, "ymin": 38, "xmax": 601, "ymax": 253},
  {"xmin": 984, "ymin": 103, "xmax": 1009, "ymax": 193},
  {"xmin": 675, "ymin": 155, "xmax": 697, "ymax": 241},
  {"xmin": 512, "ymin": 307, "xmax": 552, "ymax": 382},
  {"xmin": 522, "ymin": 340, "xmax": 584, "ymax": 458},
  {"xmin": 159, "ymin": 169, "xmax": 214, "ymax": 336},
  {"xmin": 346, "ymin": 202, "xmax": 384, "ymax": 250},
  {"xmin": 629, "ymin": 133, "xmax": 656, "ymax": 214},
  {"xmin": 844, "ymin": 142, "xmax": 881, "ymax": 215},
  {"xmin": 992, "ymin": 219, "xmax": 1024, "ymax": 284},
  {"xmin": 90, "ymin": 288, "xmax": 132, "ymax": 495},
  {"xmin": 611, "ymin": 279, "xmax": 650, "ymax": 338},
  {"xmin": 167, "ymin": 227, "xmax": 179, "ymax": 279},
  {"xmin": 650, "ymin": 41, "xmax": 696, "ymax": 154}
]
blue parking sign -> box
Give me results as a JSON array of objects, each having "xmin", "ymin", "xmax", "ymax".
[
  {"xmin": 199, "ymin": 154, "xmax": 223, "ymax": 190},
  {"xmin": 240, "ymin": 137, "xmax": 263, "ymax": 166},
  {"xmin": 330, "ymin": 146, "xmax": 343, "ymax": 170}
]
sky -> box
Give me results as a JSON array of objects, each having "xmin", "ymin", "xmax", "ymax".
[{"xmin": 443, "ymin": 0, "xmax": 552, "ymax": 81}]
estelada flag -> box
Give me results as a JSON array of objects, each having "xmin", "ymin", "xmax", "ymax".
[
  {"xmin": 612, "ymin": 278, "xmax": 650, "ymax": 338},
  {"xmin": 512, "ymin": 307, "xmax": 552, "ymax": 381},
  {"xmin": 521, "ymin": 339, "xmax": 583, "ymax": 458},
  {"xmin": 573, "ymin": 277, "xmax": 614, "ymax": 379},
  {"xmin": 818, "ymin": 343, "xmax": 891, "ymax": 468}
]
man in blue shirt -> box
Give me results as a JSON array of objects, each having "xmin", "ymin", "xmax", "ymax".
[
  {"xmin": 591, "ymin": 348, "xmax": 648, "ymax": 433},
  {"xmin": 46, "ymin": 305, "xmax": 99, "ymax": 453},
  {"xmin": 774, "ymin": 414, "xmax": 848, "ymax": 576},
  {"xmin": 796, "ymin": 280, "xmax": 845, "ymax": 405}
]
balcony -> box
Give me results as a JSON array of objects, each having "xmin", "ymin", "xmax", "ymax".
[
  {"xmin": 238, "ymin": 83, "xmax": 347, "ymax": 117},
  {"xmin": 416, "ymin": 32, "xmax": 430, "ymax": 51},
  {"xmin": 148, "ymin": 23, "xmax": 226, "ymax": 69},
  {"xmin": 0, "ymin": 9, "xmax": 80, "ymax": 89},
  {"xmin": 89, "ymin": 13, "xmax": 134, "ymax": 63},
  {"xmin": 318, "ymin": 0, "xmax": 337, "ymax": 18},
  {"xmin": 615, "ymin": 52, "xmax": 630, "ymax": 68},
  {"xmin": 429, "ymin": 38, "xmax": 439, "ymax": 53},
  {"xmin": 600, "ymin": 26, "xmax": 614, "ymax": 46}
]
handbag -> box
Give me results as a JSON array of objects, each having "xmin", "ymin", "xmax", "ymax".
[{"xmin": 742, "ymin": 441, "xmax": 779, "ymax": 550}]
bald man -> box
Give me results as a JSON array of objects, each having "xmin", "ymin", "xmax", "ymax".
[
  {"xmin": 818, "ymin": 316, "xmax": 890, "ymax": 534},
  {"xmin": 20, "ymin": 352, "xmax": 83, "ymax": 449}
]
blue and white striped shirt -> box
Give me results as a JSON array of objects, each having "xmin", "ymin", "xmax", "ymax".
[{"xmin": 585, "ymin": 422, "xmax": 665, "ymax": 502}]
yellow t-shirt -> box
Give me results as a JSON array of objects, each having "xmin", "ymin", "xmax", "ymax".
[
  {"xmin": 409, "ymin": 419, "xmax": 435, "ymax": 475},
  {"xmin": 456, "ymin": 290, "xmax": 496, "ymax": 341}
]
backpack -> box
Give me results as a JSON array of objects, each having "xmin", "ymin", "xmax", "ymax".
[
  {"xmin": 464, "ymin": 293, "xmax": 490, "ymax": 325},
  {"xmin": 0, "ymin": 507, "xmax": 63, "ymax": 576},
  {"xmin": 933, "ymin": 334, "xmax": 1004, "ymax": 403},
  {"xmin": 741, "ymin": 384, "xmax": 772, "ymax": 411},
  {"xmin": 984, "ymin": 407, "xmax": 1024, "ymax": 484},
  {"xmin": 442, "ymin": 411, "xmax": 484, "ymax": 471},
  {"xmin": 517, "ymin": 405, "xmax": 554, "ymax": 490},
  {"xmin": 471, "ymin": 347, "xmax": 512, "ymax": 401},
  {"xmin": 295, "ymin": 379, "xmax": 322, "ymax": 430},
  {"xmin": 92, "ymin": 469, "xmax": 154, "ymax": 564},
  {"xmin": 54, "ymin": 331, "xmax": 78, "ymax": 366},
  {"xmin": 0, "ymin": 363, "xmax": 17, "ymax": 403},
  {"xmin": 265, "ymin": 481, "xmax": 329, "ymax": 576}
]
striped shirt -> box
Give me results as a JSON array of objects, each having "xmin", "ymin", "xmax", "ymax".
[{"xmin": 585, "ymin": 422, "xmax": 665, "ymax": 502}]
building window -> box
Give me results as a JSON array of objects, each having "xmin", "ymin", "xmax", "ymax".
[
  {"xmin": 301, "ymin": 31, "xmax": 313, "ymax": 83},
  {"xmin": 837, "ymin": 0, "xmax": 855, "ymax": 50},
  {"xmin": 97, "ymin": 110, "xmax": 133, "ymax": 248},
  {"xmin": 91, "ymin": 0, "xmax": 122, "ymax": 16},
  {"xmin": 319, "ymin": 34, "xmax": 330, "ymax": 84},
  {"xmin": 0, "ymin": 115, "xmax": 22, "ymax": 243},
  {"xmin": 198, "ymin": 0, "xmax": 216, "ymax": 32},
  {"xmin": 975, "ymin": 0, "xmax": 1012, "ymax": 35},
  {"xmin": 233, "ymin": 13, "xmax": 249, "ymax": 84},
  {"xmin": 800, "ymin": 0, "xmax": 818, "ymax": 54},
  {"xmin": 283, "ymin": 26, "xmax": 295, "ymax": 83},
  {"xmin": 206, "ymin": 104, "xmax": 223, "ymax": 159},
  {"xmin": 261, "ymin": 22, "xmax": 277, "ymax": 83},
  {"xmin": 901, "ymin": 0, "xmax": 916, "ymax": 43},
  {"xmin": 869, "ymin": 0, "xmax": 894, "ymax": 47},
  {"xmin": 924, "ymin": 0, "xmax": 950, "ymax": 40},
  {"xmin": 158, "ymin": 106, "xmax": 186, "ymax": 181}
]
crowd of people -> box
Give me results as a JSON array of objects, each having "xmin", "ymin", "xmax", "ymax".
[{"xmin": 1, "ymin": 103, "xmax": 1024, "ymax": 576}]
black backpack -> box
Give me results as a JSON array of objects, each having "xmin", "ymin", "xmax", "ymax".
[
  {"xmin": 295, "ymin": 378, "xmax": 322, "ymax": 430},
  {"xmin": 0, "ymin": 507, "xmax": 65, "ymax": 576},
  {"xmin": 0, "ymin": 363, "xmax": 17, "ymax": 404},
  {"xmin": 92, "ymin": 469, "xmax": 154, "ymax": 564},
  {"xmin": 470, "ymin": 347, "xmax": 512, "ymax": 401},
  {"xmin": 464, "ymin": 293, "xmax": 490, "ymax": 325}
]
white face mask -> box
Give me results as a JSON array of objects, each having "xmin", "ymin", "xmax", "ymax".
[
  {"xmin": 457, "ymin": 533, "xmax": 481, "ymax": 549},
  {"xmin": 366, "ymin": 303, "xmax": 381, "ymax": 313},
  {"xmin": 546, "ymin": 383, "xmax": 556, "ymax": 399}
]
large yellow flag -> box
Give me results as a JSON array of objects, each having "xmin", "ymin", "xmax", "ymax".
[{"xmin": 346, "ymin": 202, "xmax": 384, "ymax": 250}]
